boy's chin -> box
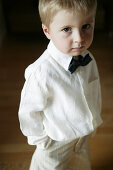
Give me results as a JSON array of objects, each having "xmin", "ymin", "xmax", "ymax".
[{"xmin": 68, "ymin": 51, "xmax": 84, "ymax": 57}]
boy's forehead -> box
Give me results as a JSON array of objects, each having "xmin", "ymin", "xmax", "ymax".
[{"xmin": 51, "ymin": 9, "xmax": 95, "ymax": 26}]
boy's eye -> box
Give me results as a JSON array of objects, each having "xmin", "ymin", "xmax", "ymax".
[
  {"xmin": 82, "ymin": 24, "xmax": 91, "ymax": 30},
  {"xmin": 62, "ymin": 27, "xmax": 72, "ymax": 33}
]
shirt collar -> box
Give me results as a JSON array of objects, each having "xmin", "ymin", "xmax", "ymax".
[
  {"xmin": 47, "ymin": 40, "xmax": 88, "ymax": 72},
  {"xmin": 47, "ymin": 40, "xmax": 72, "ymax": 72}
]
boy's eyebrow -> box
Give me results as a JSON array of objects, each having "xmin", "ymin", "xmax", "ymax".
[
  {"xmin": 59, "ymin": 16, "xmax": 95, "ymax": 30},
  {"xmin": 60, "ymin": 25, "xmax": 73, "ymax": 29},
  {"xmin": 60, "ymin": 20, "xmax": 94, "ymax": 30},
  {"xmin": 84, "ymin": 20, "xmax": 95, "ymax": 24}
]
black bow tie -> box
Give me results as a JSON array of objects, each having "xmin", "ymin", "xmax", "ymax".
[{"xmin": 68, "ymin": 53, "xmax": 92, "ymax": 74}]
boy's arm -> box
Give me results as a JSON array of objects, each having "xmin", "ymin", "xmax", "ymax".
[{"xmin": 18, "ymin": 68, "xmax": 51, "ymax": 148}]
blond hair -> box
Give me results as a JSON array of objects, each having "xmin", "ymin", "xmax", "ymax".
[{"xmin": 38, "ymin": 0, "xmax": 97, "ymax": 28}]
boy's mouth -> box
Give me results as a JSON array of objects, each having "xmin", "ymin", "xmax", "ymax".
[{"xmin": 72, "ymin": 46, "xmax": 84, "ymax": 50}]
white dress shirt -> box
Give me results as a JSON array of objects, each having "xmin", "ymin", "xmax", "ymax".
[{"xmin": 18, "ymin": 40, "xmax": 102, "ymax": 146}]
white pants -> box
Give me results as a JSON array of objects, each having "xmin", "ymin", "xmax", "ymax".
[{"xmin": 29, "ymin": 136, "xmax": 91, "ymax": 170}]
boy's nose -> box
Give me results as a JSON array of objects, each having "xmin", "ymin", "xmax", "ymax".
[{"xmin": 73, "ymin": 30, "xmax": 84, "ymax": 43}]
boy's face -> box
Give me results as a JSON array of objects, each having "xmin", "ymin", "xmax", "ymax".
[{"xmin": 43, "ymin": 9, "xmax": 95, "ymax": 56}]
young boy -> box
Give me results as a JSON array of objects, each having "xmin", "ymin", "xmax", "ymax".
[{"xmin": 18, "ymin": 0, "xmax": 103, "ymax": 169}]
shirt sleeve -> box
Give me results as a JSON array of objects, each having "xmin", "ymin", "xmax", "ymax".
[
  {"xmin": 89, "ymin": 52, "xmax": 102, "ymax": 137},
  {"xmin": 18, "ymin": 67, "xmax": 50, "ymax": 146},
  {"xmin": 92, "ymin": 54, "xmax": 102, "ymax": 115}
]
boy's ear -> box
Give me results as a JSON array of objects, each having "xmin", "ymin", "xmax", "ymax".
[{"xmin": 42, "ymin": 24, "xmax": 51, "ymax": 40}]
